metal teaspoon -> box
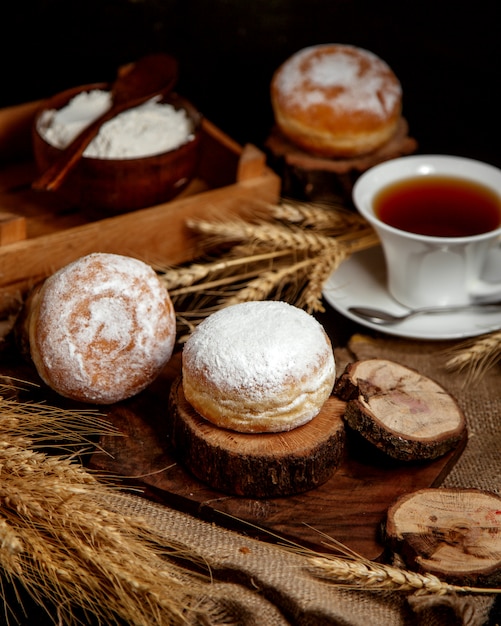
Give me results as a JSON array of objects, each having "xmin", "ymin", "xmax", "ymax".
[{"xmin": 348, "ymin": 301, "xmax": 501, "ymax": 325}]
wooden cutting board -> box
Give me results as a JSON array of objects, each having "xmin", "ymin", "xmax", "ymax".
[{"xmin": 87, "ymin": 352, "xmax": 466, "ymax": 560}]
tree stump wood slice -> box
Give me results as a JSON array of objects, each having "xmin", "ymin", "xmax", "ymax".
[
  {"xmin": 334, "ymin": 359, "xmax": 467, "ymax": 461},
  {"xmin": 168, "ymin": 376, "xmax": 346, "ymax": 498},
  {"xmin": 385, "ymin": 488, "xmax": 501, "ymax": 586}
]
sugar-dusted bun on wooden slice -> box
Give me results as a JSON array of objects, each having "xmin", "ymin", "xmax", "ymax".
[
  {"xmin": 334, "ymin": 359, "xmax": 467, "ymax": 461},
  {"xmin": 384, "ymin": 488, "xmax": 501, "ymax": 587},
  {"xmin": 26, "ymin": 252, "xmax": 176, "ymax": 404},
  {"xmin": 271, "ymin": 44, "xmax": 402, "ymax": 158},
  {"xmin": 181, "ymin": 300, "xmax": 336, "ymax": 433},
  {"xmin": 169, "ymin": 377, "xmax": 346, "ymax": 497},
  {"xmin": 174, "ymin": 300, "xmax": 340, "ymax": 496}
]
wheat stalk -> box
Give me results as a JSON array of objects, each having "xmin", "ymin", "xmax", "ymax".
[
  {"xmin": 159, "ymin": 200, "xmax": 379, "ymax": 339},
  {"xmin": 160, "ymin": 250, "xmax": 289, "ymax": 291},
  {"xmin": 0, "ymin": 380, "xmax": 115, "ymax": 452},
  {"xmin": 0, "ymin": 388, "xmax": 213, "ymax": 625},
  {"xmin": 308, "ymin": 554, "xmax": 452, "ymax": 594},
  {"xmin": 222, "ymin": 256, "xmax": 317, "ymax": 307},
  {"xmin": 288, "ymin": 530, "xmax": 501, "ymax": 597},
  {"xmin": 186, "ymin": 218, "xmax": 338, "ymax": 254},
  {"xmin": 306, "ymin": 553, "xmax": 501, "ymax": 596},
  {"xmin": 268, "ymin": 199, "xmax": 367, "ymax": 232},
  {"xmin": 444, "ymin": 330, "xmax": 501, "ymax": 383},
  {"xmin": 298, "ymin": 246, "xmax": 349, "ymax": 313}
]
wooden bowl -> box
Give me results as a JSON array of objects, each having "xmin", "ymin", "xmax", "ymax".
[{"xmin": 32, "ymin": 83, "xmax": 203, "ymax": 214}]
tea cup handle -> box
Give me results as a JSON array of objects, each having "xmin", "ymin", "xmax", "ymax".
[
  {"xmin": 469, "ymin": 281, "xmax": 501, "ymax": 301},
  {"xmin": 469, "ymin": 246, "xmax": 501, "ymax": 301}
]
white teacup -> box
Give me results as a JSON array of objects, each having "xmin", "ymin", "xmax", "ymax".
[{"xmin": 352, "ymin": 155, "xmax": 501, "ymax": 309}]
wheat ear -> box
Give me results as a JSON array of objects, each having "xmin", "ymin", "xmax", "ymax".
[
  {"xmin": 298, "ymin": 246, "xmax": 349, "ymax": 313},
  {"xmin": 0, "ymin": 388, "xmax": 212, "ymax": 625},
  {"xmin": 186, "ymin": 218, "xmax": 337, "ymax": 254},
  {"xmin": 444, "ymin": 330, "xmax": 501, "ymax": 382},
  {"xmin": 222, "ymin": 257, "xmax": 317, "ymax": 307},
  {"xmin": 160, "ymin": 250, "xmax": 292, "ymax": 291},
  {"xmin": 269, "ymin": 199, "xmax": 367, "ymax": 232},
  {"xmin": 299, "ymin": 532, "xmax": 501, "ymax": 597},
  {"xmin": 307, "ymin": 553, "xmax": 501, "ymax": 596}
]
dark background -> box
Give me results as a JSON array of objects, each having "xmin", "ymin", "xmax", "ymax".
[{"xmin": 2, "ymin": 0, "xmax": 500, "ymax": 167}]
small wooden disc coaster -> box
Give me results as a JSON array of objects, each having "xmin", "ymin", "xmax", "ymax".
[
  {"xmin": 335, "ymin": 359, "xmax": 467, "ymax": 462},
  {"xmin": 168, "ymin": 377, "xmax": 346, "ymax": 498},
  {"xmin": 385, "ymin": 488, "xmax": 501, "ymax": 587}
]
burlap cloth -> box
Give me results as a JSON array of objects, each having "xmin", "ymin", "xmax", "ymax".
[{"xmin": 101, "ymin": 333, "xmax": 501, "ymax": 625}]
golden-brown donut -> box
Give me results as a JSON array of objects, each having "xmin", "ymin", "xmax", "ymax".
[
  {"xmin": 181, "ymin": 300, "xmax": 336, "ymax": 433},
  {"xmin": 27, "ymin": 252, "xmax": 176, "ymax": 404},
  {"xmin": 271, "ymin": 44, "xmax": 402, "ymax": 158}
]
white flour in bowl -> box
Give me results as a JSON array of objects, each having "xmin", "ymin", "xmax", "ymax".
[{"xmin": 37, "ymin": 89, "xmax": 195, "ymax": 159}]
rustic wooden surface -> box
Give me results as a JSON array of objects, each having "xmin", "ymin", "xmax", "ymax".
[
  {"xmin": 168, "ymin": 377, "xmax": 346, "ymax": 498},
  {"xmin": 0, "ymin": 98, "xmax": 465, "ymax": 563},
  {"xmin": 87, "ymin": 352, "xmax": 466, "ymax": 561}
]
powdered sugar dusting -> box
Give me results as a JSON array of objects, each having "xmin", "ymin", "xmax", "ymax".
[
  {"xmin": 35, "ymin": 253, "xmax": 176, "ymax": 403},
  {"xmin": 183, "ymin": 301, "xmax": 334, "ymax": 400},
  {"xmin": 38, "ymin": 90, "xmax": 194, "ymax": 159},
  {"xmin": 275, "ymin": 44, "xmax": 401, "ymax": 118}
]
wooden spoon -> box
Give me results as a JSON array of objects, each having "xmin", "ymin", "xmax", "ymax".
[{"xmin": 32, "ymin": 53, "xmax": 179, "ymax": 192}]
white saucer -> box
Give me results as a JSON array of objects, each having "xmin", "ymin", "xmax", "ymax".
[{"xmin": 322, "ymin": 246, "xmax": 501, "ymax": 340}]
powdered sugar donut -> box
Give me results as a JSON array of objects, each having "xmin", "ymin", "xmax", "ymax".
[
  {"xmin": 271, "ymin": 44, "xmax": 402, "ymax": 157},
  {"xmin": 182, "ymin": 300, "xmax": 336, "ymax": 433},
  {"xmin": 27, "ymin": 252, "xmax": 176, "ymax": 404}
]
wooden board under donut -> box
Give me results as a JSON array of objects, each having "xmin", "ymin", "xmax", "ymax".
[
  {"xmin": 87, "ymin": 352, "xmax": 466, "ymax": 561},
  {"xmin": 168, "ymin": 377, "xmax": 346, "ymax": 498}
]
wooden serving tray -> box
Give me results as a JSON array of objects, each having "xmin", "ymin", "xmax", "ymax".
[
  {"xmin": 87, "ymin": 352, "xmax": 466, "ymax": 561},
  {"xmin": 0, "ymin": 98, "xmax": 280, "ymax": 312}
]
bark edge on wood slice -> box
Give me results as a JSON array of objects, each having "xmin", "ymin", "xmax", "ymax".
[
  {"xmin": 384, "ymin": 488, "xmax": 501, "ymax": 587},
  {"xmin": 334, "ymin": 359, "xmax": 467, "ymax": 462},
  {"xmin": 167, "ymin": 376, "xmax": 346, "ymax": 498},
  {"xmin": 264, "ymin": 118, "xmax": 418, "ymax": 202}
]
